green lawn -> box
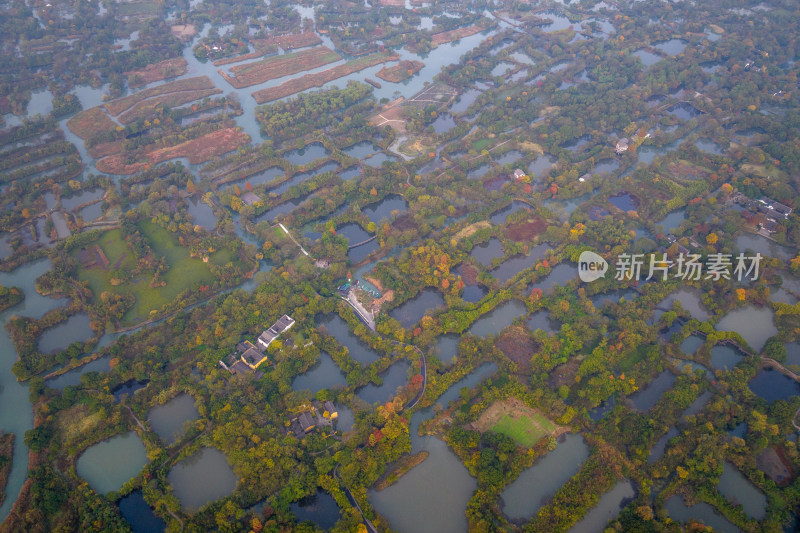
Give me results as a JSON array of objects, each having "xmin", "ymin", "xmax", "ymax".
[
  {"xmin": 77, "ymin": 229, "xmax": 136, "ymax": 296},
  {"xmin": 76, "ymin": 221, "xmax": 226, "ymax": 325},
  {"xmin": 472, "ymin": 138, "xmax": 490, "ymax": 151},
  {"xmin": 491, "ymin": 412, "xmax": 557, "ymax": 447}
]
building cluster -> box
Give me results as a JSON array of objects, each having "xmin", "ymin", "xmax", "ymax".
[
  {"xmin": 757, "ymin": 197, "xmax": 792, "ymax": 220},
  {"xmin": 665, "ymin": 234, "xmax": 691, "ymax": 256},
  {"xmin": 733, "ymin": 192, "xmax": 793, "ymax": 235},
  {"xmin": 289, "ymin": 401, "xmax": 338, "ymax": 438},
  {"xmin": 219, "ymin": 315, "xmax": 295, "ymax": 377}
]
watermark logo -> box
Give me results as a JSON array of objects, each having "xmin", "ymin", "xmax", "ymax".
[
  {"xmin": 578, "ymin": 251, "xmax": 608, "ymax": 283},
  {"xmin": 578, "ymin": 251, "xmax": 763, "ymax": 283},
  {"xmin": 614, "ymin": 252, "xmax": 762, "ymax": 282}
]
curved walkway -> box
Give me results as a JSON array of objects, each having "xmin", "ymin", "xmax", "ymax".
[{"xmin": 333, "ymin": 463, "xmax": 378, "ymax": 533}]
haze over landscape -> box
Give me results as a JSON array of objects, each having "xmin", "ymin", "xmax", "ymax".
[{"xmin": 0, "ymin": 0, "xmax": 799, "ymax": 532}]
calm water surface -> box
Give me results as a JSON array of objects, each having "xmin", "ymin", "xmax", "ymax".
[
  {"xmin": 168, "ymin": 447, "xmax": 237, "ymax": 512},
  {"xmin": 76, "ymin": 431, "xmax": 148, "ymax": 494}
]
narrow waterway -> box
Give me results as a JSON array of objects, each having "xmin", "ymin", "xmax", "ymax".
[{"xmin": 0, "ymin": 259, "xmax": 69, "ymax": 519}]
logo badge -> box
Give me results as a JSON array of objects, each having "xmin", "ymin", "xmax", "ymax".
[{"xmin": 578, "ymin": 251, "xmax": 608, "ymax": 283}]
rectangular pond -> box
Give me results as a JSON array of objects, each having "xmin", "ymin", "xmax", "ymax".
[
  {"xmin": 389, "ymin": 288, "xmax": 445, "ymax": 329},
  {"xmin": 284, "ymin": 142, "xmax": 330, "ymax": 166},
  {"xmin": 569, "ymin": 480, "xmax": 635, "ymax": 533},
  {"xmin": 501, "ymin": 433, "xmax": 589, "ymax": 521},
  {"xmin": 490, "ymin": 244, "xmax": 549, "ymax": 284},
  {"xmin": 629, "ymin": 371, "xmax": 675, "ymax": 411},
  {"xmin": 37, "ymin": 313, "xmax": 93, "ymax": 354},
  {"xmin": 468, "ymin": 300, "xmax": 527, "ymax": 338},
  {"xmin": 362, "ymin": 194, "xmax": 408, "ymax": 224},
  {"xmin": 718, "ymin": 462, "xmax": 766, "ymax": 520},
  {"xmin": 490, "ymin": 201, "xmax": 529, "ymax": 225}
]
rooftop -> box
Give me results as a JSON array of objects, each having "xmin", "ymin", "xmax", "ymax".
[{"xmin": 258, "ymin": 314, "xmax": 295, "ymax": 348}]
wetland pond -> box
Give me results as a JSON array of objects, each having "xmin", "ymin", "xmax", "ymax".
[
  {"xmin": 389, "ymin": 288, "xmax": 445, "ymax": 328},
  {"xmin": 369, "ymin": 363, "xmax": 498, "ymax": 533},
  {"xmin": 292, "ymin": 351, "xmax": 347, "ymax": 394},
  {"xmin": 283, "ymin": 142, "xmax": 330, "ymax": 166},
  {"xmin": 749, "ymin": 369, "xmax": 800, "ymax": 403},
  {"xmin": 431, "ymin": 334, "xmax": 459, "ymax": 365},
  {"xmin": 468, "ymin": 300, "xmax": 527, "ymax": 338},
  {"xmin": 317, "ymin": 313, "xmax": 381, "ymax": 364},
  {"xmin": 118, "ymin": 490, "xmax": 166, "ymax": 533},
  {"xmin": 666, "ymin": 495, "xmax": 740, "ymax": 533},
  {"xmin": 290, "ymin": 490, "xmax": 340, "ymax": 530},
  {"xmin": 490, "ymin": 244, "xmax": 549, "ymax": 284},
  {"xmin": 501, "ymin": 434, "xmax": 589, "ymax": 521},
  {"xmin": 715, "ymin": 306, "xmax": 776, "ymax": 352},
  {"xmin": 629, "ymin": 371, "xmax": 675, "ymax": 411},
  {"xmin": 470, "ymin": 237, "xmax": 504, "ymax": 266},
  {"xmin": 168, "ymin": 447, "xmax": 237, "ymax": 512},
  {"xmin": 363, "ymin": 194, "xmax": 408, "ymax": 224},
  {"xmin": 147, "ymin": 394, "xmax": 200, "ymax": 445},
  {"xmin": 37, "ymin": 313, "xmax": 93, "ymax": 353},
  {"xmin": 357, "ymin": 360, "xmax": 410, "ymax": 405},
  {"xmin": 76, "ymin": 432, "xmax": 148, "ymax": 494},
  {"xmin": 569, "ymin": 480, "xmax": 635, "ymax": 533}
]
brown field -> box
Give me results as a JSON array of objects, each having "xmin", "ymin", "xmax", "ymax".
[
  {"xmin": 454, "ymin": 220, "xmax": 491, "ymax": 242},
  {"xmin": 518, "ymin": 141, "xmax": 544, "ymax": 154},
  {"xmin": 391, "ymin": 213, "xmax": 417, "ymax": 232},
  {"xmin": 378, "ymin": 0, "xmax": 404, "ymax": 6},
  {"xmin": 96, "ymin": 128, "xmax": 249, "ymax": 174},
  {"xmin": 117, "ymin": 88, "xmax": 222, "ymax": 124},
  {"xmin": 408, "ymin": 24, "xmax": 488, "ymax": 52},
  {"xmin": 432, "ymin": 25, "xmax": 487, "ymax": 46},
  {"xmin": 667, "ymin": 160, "xmax": 711, "ymax": 181},
  {"xmin": 254, "ymin": 31, "xmax": 322, "ymax": 51},
  {"xmin": 125, "ymin": 57, "xmax": 188, "ymax": 88},
  {"xmin": 548, "ymin": 359, "xmax": 580, "ymax": 389},
  {"xmin": 458, "ymin": 264, "xmax": 478, "ymax": 286},
  {"xmin": 66, "ymin": 107, "xmax": 118, "ymax": 140},
  {"xmin": 104, "ymin": 76, "xmax": 216, "ymax": 116},
  {"xmin": 376, "ymin": 60, "xmax": 424, "ymax": 83},
  {"xmin": 469, "ymin": 397, "xmax": 567, "ymax": 438},
  {"xmin": 87, "ymin": 140, "xmax": 125, "ymax": 159},
  {"xmin": 496, "ymin": 326, "xmax": 537, "ymax": 373},
  {"xmin": 221, "ymin": 47, "xmax": 341, "ymax": 89},
  {"xmin": 505, "ymin": 217, "xmax": 546, "ymax": 241},
  {"xmin": 757, "ymin": 448, "xmax": 793, "ymax": 486},
  {"xmin": 171, "ymin": 24, "xmax": 197, "ymax": 41},
  {"xmin": 252, "ymin": 52, "xmax": 398, "ymax": 104},
  {"xmin": 370, "ymin": 102, "xmax": 406, "ymax": 133}
]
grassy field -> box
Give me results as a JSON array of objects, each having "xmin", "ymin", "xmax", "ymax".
[
  {"xmin": 472, "ymin": 398, "xmax": 562, "ymax": 448},
  {"xmin": 491, "ymin": 412, "xmax": 557, "ymax": 447},
  {"xmin": 76, "ymin": 221, "xmax": 232, "ymax": 325},
  {"xmin": 472, "ymin": 138, "xmax": 490, "ymax": 151}
]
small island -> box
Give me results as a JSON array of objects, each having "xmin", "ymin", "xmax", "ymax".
[{"xmin": 0, "ymin": 285, "xmax": 23, "ymax": 313}]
